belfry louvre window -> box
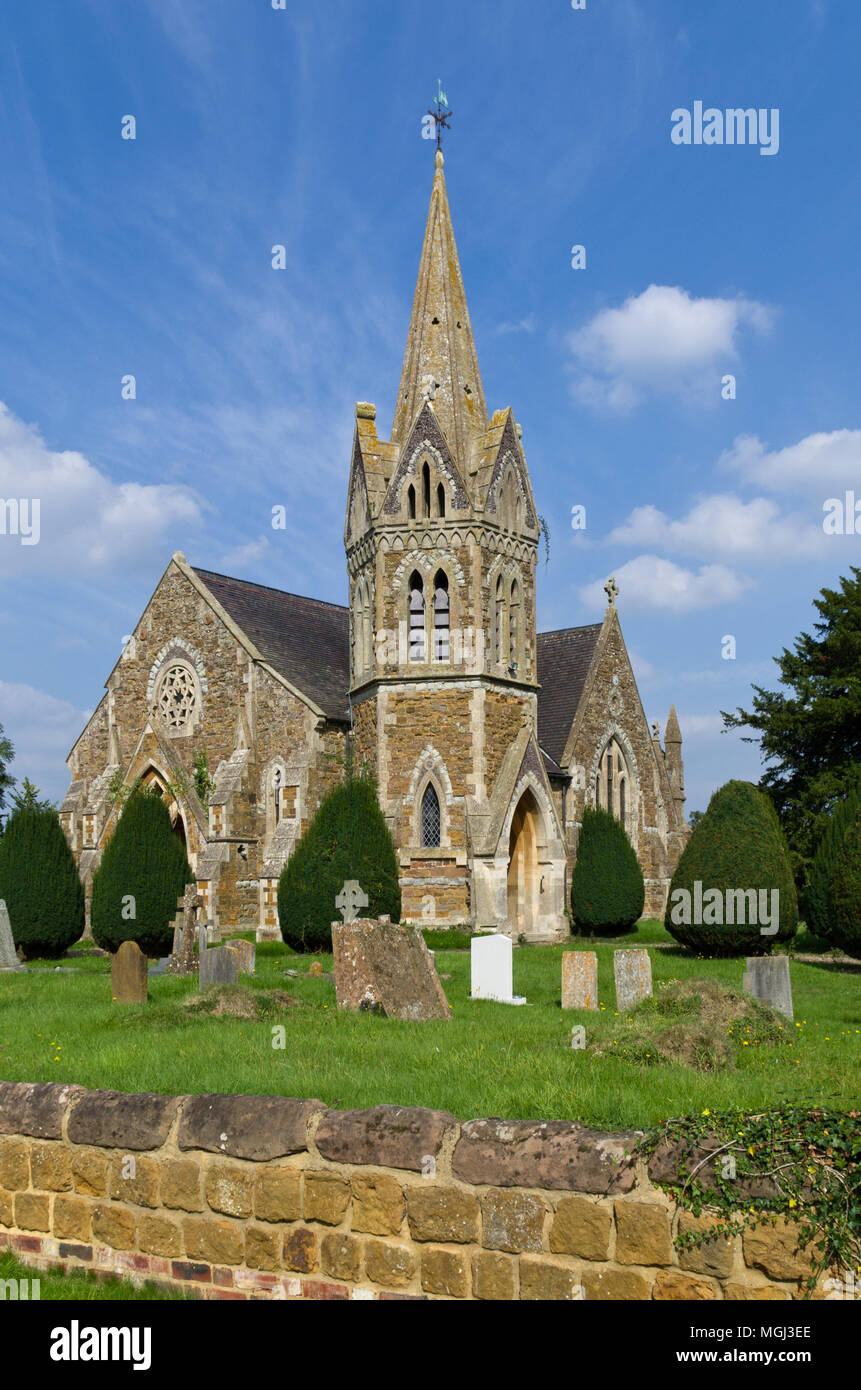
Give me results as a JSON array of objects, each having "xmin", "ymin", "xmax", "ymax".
[
  {"xmin": 409, "ymin": 571, "xmax": 426, "ymax": 661},
  {"xmin": 421, "ymin": 783, "xmax": 441, "ymax": 847},
  {"xmin": 433, "ymin": 570, "xmax": 450, "ymax": 661}
]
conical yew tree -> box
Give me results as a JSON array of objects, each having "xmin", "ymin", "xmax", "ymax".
[
  {"xmin": 806, "ymin": 781, "xmax": 861, "ymax": 959},
  {"xmin": 570, "ymin": 806, "xmax": 645, "ymax": 933},
  {"xmin": 91, "ymin": 789, "xmax": 194, "ymax": 957},
  {"xmin": 665, "ymin": 779, "xmax": 797, "ymax": 956},
  {"xmin": 0, "ymin": 806, "xmax": 84, "ymax": 959},
  {"xmin": 278, "ymin": 773, "xmax": 400, "ymax": 951}
]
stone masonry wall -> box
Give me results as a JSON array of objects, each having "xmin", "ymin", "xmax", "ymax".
[{"xmin": 0, "ymin": 1083, "xmax": 823, "ymax": 1302}]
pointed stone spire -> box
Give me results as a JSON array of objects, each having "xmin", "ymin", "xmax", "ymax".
[
  {"xmin": 391, "ymin": 149, "xmax": 488, "ymax": 462},
  {"xmin": 665, "ymin": 704, "xmax": 682, "ymax": 745},
  {"xmin": 664, "ymin": 704, "xmax": 685, "ymax": 820}
]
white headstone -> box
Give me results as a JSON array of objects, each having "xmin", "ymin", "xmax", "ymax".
[{"xmin": 470, "ymin": 933, "xmax": 525, "ymax": 1005}]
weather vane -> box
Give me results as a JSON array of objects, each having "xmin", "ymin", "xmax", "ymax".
[{"xmin": 426, "ymin": 79, "xmax": 453, "ymax": 150}]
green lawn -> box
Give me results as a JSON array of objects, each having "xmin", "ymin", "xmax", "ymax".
[
  {"xmin": 0, "ymin": 1250, "xmax": 186, "ymax": 1300},
  {"xmin": 0, "ymin": 922, "xmax": 858, "ymax": 1130}
]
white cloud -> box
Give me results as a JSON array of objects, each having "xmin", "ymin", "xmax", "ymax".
[
  {"xmin": 495, "ymin": 315, "xmax": 536, "ymax": 337},
  {"xmin": 579, "ymin": 555, "xmax": 750, "ymax": 613},
  {"xmin": 720, "ymin": 429, "xmax": 861, "ymax": 498},
  {"xmin": 0, "ymin": 681, "xmax": 90, "ymax": 804},
  {"xmin": 567, "ymin": 284, "xmax": 772, "ymax": 410},
  {"xmin": 0, "ymin": 402, "xmax": 202, "ymax": 577},
  {"xmin": 220, "ymin": 535, "xmax": 270, "ymax": 571},
  {"xmin": 609, "ymin": 494, "xmax": 829, "ymax": 562}
]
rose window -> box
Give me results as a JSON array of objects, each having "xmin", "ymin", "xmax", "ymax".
[{"xmin": 158, "ymin": 665, "xmax": 197, "ymax": 728}]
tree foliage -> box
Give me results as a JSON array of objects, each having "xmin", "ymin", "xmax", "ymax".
[
  {"xmin": 10, "ymin": 778, "xmax": 56, "ymax": 813},
  {"xmin": 570, "ymin": 806, "xmax": 645, "ymax": 933},
  {"xmin": 91, "ymin": 789, "xmax": 193, "ymax": 956},
  {"xmin": 278, "ymin": 774, "xmax": 401, "ymax": 952},
  {"xmin": 0, "ymin": 805, "xmax": 84, "ymax": 958},
  {"xmin": 805, "ymin": 781, "xmax": 861, "ymax": 958},
  {"xmin": 0, "ymin": 721, "xmax": 14, "ymax": 823},
  {"xmin": 721, "ymin": 568, "xmax": 861, "ymax": 886},
  {"xmin": 665, "ymin": 780, "xmax": 797, "ymax": 956}
]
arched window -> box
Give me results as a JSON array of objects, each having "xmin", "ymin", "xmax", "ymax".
[
  {"xmin": 421, "ymin": 783, "xmax": 441, "ymax": 848},
  {"xmin": 422, "ymin": 462, "xmax": 431, "ymax": 519},
  {"xmin": 437, "ymin": 482, "xmax": 446, "ymax": 518},
  {"xmin": 272, "ymin": 766, "xmax": 283, "ymax": 827},
  {"xmin": 353, "ymin": 589, "xmax": 363, "ymax": 678},
  {"xmin": 409, "ymin": 571, "xmax": 426, "ymax": 662},
  {"xmin": 494, "ymin": 575, "xmax": 505, "ymax": 664},
  {"xmin": 509, "ymin": 580, "xmax": 520, "ymax": 671},
  {"xmin": 407, "ymin": 484, "xmax": 416, "ymax": 520},
  {"xmin": 433, "ymin": 570, "xmax": 450, "ymax": 661},
  {"xmin": 596, "ymin": 739, "xmax": 633, "ymax": 827}
]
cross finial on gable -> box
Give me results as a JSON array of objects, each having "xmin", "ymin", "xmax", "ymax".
[{"xmin": 604, "ymin": 576, "xmax": 619, "ymax": 606}]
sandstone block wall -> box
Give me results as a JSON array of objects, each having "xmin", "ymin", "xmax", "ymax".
[{"xmin": 0, "ymin": 1083, "xmax": 823, "ymax": 1301}]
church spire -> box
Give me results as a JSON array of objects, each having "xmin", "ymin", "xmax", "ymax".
[{"xmin": 391, "ymin": 149, "xmax": 488, "ymax": 462}]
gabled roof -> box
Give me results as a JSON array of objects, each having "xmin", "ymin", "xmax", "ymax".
[
  {"xmin": 536, "ymin": 624, "xmax": 603, "ymax": 768},
  {"xmin": 193, "ymin": 568, "xmax": 350, "ymax": 722}
]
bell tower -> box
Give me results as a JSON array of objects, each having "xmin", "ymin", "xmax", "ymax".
[{"xmin": 344, "ymin": 149, "xmax": 552, "ymax": 928}]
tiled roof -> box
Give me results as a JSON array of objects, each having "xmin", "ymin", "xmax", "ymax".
[
  {"xmin": 536, "ymin": 624, "xmax": 603, "ymax": 768},
  {"xmin": 193, "ymin": 568, "xmax": 602, "ymax": 751},
  {"xmin": 194, "ymin": 568, "xmax": 351, "ymax": 721}
]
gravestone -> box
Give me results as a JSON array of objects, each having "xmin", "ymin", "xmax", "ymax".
[
  {"xmin": 336, "ymin": 880, "xmax": 369, "ymax": 922},
  {"xmin": 148, "ymin": 957, "xmax": 171, "ymax": 977},
  {"xmin": 614, "ymin": 948, "xmax": 652, "ymax": 1012},
  {"xmin": 470, "ymin": 934, "xmax": 526, "ymax": 1005},
  {"xmin": 332, "ymin": 919, "xmax": 450, "ymax": 1021},
  {"xmin": 172, "ymin": 923, "xmax": 182, "ymax": 956},
  {"xmin": 308, "ymin": 960, "xmax": 323, "ymax": 977},
  {"xmin": 199, "ymin": 943, "xmax": 241, "ymax": 989},
  {"xmin": 229, "ymin": 939, "xmax": 256, "ymax": 974},
  {"xmin": 111, "ymin": 940, "xmax": 148, "ymax": 1004},
  {"xmin": 167, "ymin": 885, "xmax": 203, "ymax": 976},
  {"xmin": 743, "ymin": 955, "xmax": 793, "ymax": 1021},
  {"xmin": 0, "ymin": 900, "xmax": 25, "ymax": 972},
  {"xmin": 561, "ymin": 951, "xmax": 598, "ymax": 1010},
  {"xmin": 0, "ymin": 899, "xmax": 22, "ymax": 972}
]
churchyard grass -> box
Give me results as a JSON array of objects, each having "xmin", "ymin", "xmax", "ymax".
[
  {"xmin": 0, "ymin": 1249, "xmax": 187, "ymax": 1300},
  {"xmin": 0, "ymin": 922, "xmax": 856, "ymax": 1131}
]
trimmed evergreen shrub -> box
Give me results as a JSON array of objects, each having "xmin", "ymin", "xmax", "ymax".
[
  {"xmin": 91, "ymin": 790, "xmax": 194, "ymax": 957},
  {"xmin": 665, "ymin": 779, "xmax": 797, "ymax": 956},
  {"xmin": 571, "ymin": 806, "xmax": 645, "ymax": 933},
  {"xmin": 278, "ymin": 774, "xmax": 401, "ymax": 952},
  {"xmin": 0, "ymin": 806, "xmax": 84, "ymax": 959},
  {"xmin": 807, "ymin": 784, "xmax": 861, "ymax": 959}
]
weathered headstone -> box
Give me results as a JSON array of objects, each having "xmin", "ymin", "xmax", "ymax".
[
  {"xmin": 167, "ymin": 885, "xmax": 203, "ymax": 976},
  {"xmin": 148, "ymin": 957, "xmax": 171, "ymax": 977},
  {"xmin": 229, "ymin": 939, "xmax": 256, "ymax": 974},
  {"xmin": 743, "ymin": 955, "xmax": 793, "ymax": 1021},
  {"xmin": 0, "ymin": 900, "xmax": 25, "ymax": 972},
  {"xmin": 332, "ymin": 919, "xmax": 450, "ymax": 1020},
  {"xmin": 561, "ymin": 951, "xmax": 598, "ymax": 1010},
  {"xmin": 308, "ymin": 960, "xmax": 323, "ymax": 977},
  {"xmin": 172, "ymin": 922, "xmax": 182, "ymax": 956},
  {"xmin": 111, "ymin": 940, "xmax": 148, "ymax": 1004},
  {"xmin": 614, "ymin": 948, "xmax": 652, "ymax": 1012},
  {"xmin": 336, "ymin": 880, "xmax": 369, "ymax": 922},
  {"xmin": 470, "ymin": 933, "xmax": 526, "ymax": 1005},
  {"xmin": 199, "ymin": 943, "xmax": 241, "ymax": 989}
]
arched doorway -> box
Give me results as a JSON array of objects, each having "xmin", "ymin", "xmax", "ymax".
[{"xmin": 507, "ymin": 790, "xmax": 541, "ymax": 936}]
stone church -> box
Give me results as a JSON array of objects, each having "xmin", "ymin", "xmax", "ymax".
[{"xmin": 61, "ymin": 150, "xmax": 688, "ymax": 942}]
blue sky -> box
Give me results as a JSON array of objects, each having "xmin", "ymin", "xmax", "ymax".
[{"xmin": 1, "ymin": 0, "xmax": 859, "ymax": 813}]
